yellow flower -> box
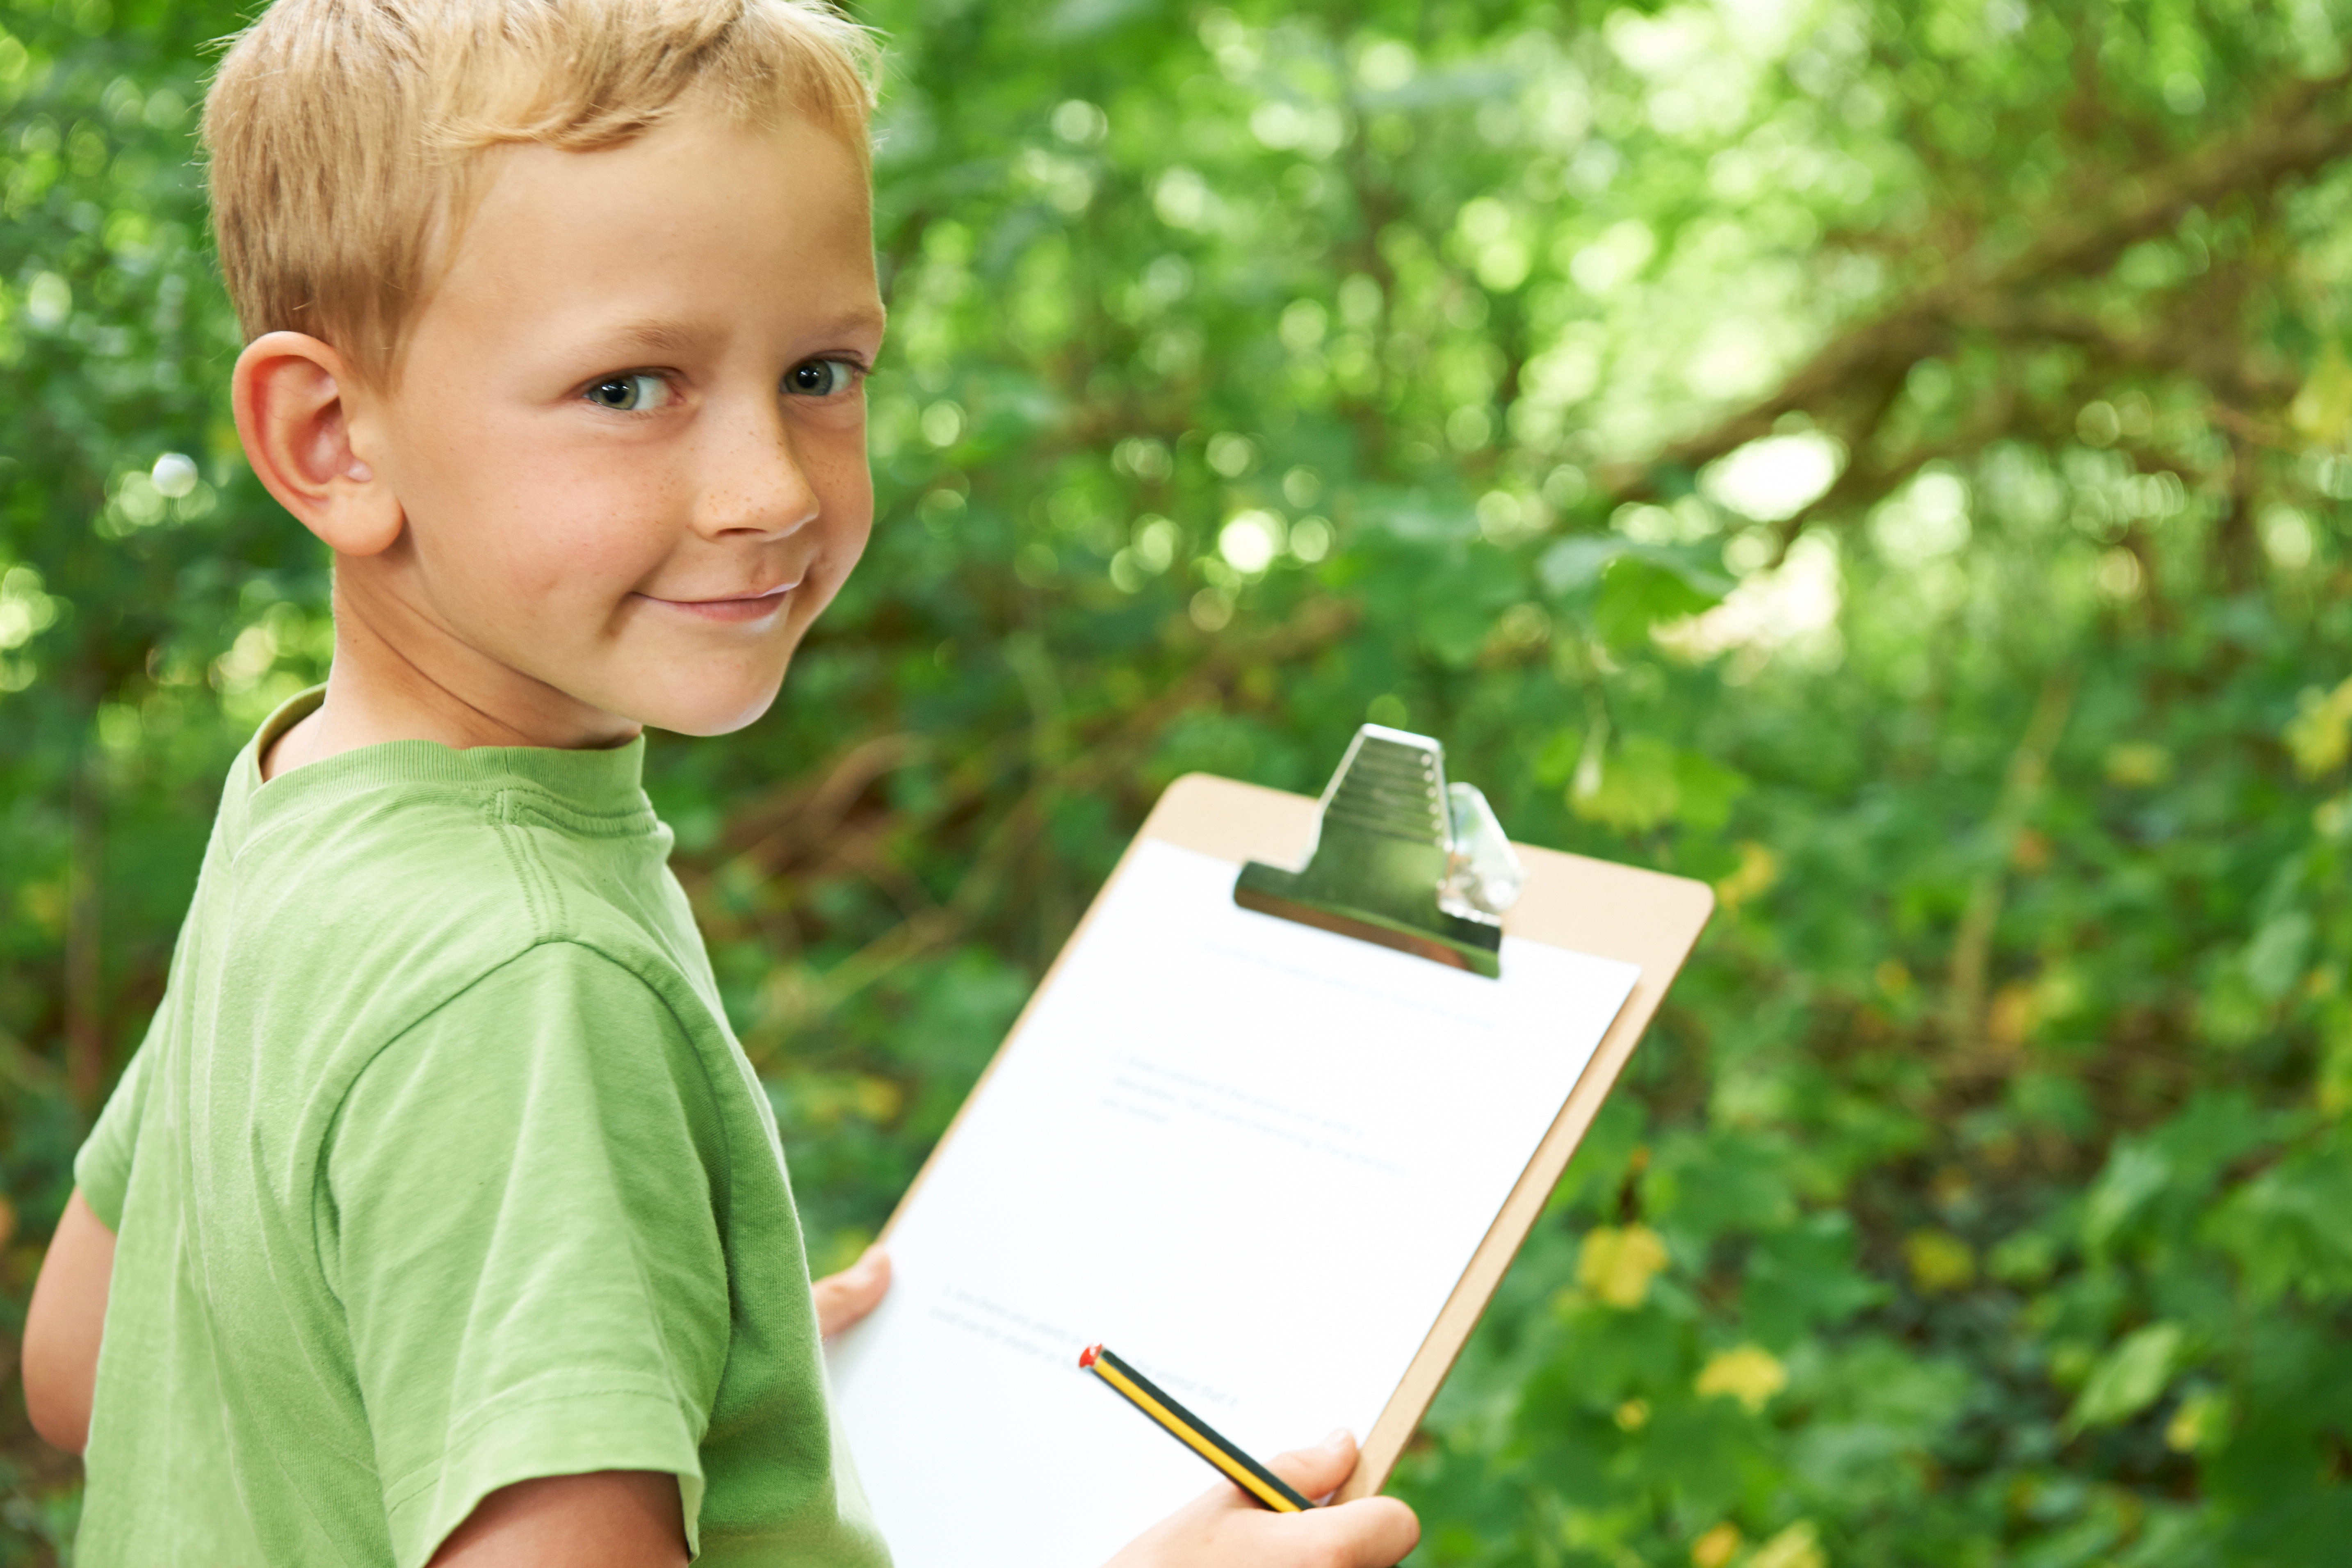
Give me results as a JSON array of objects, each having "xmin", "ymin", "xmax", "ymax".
[
  {"xmin": 1750, "ymin": 1520, "xmax": 1825, "ymax": 1568},
  {"xmin": 1904, "ymin": 1228, "xmax": 1977, "ymax": 1293},
  {"xmin": 2287, "ymin": 677, "xmax": 2352, "ymax": 777},
  {"xmin": 1714, "ymin": 840, "xmax": 1779, "ymax": 913},
  {"xmin": 1695, "ymin": 1344, "xmax": 1788, "ymax": 1413},
  {"xmin": 1691, "ymin": 1522, "xmax": 1742, "ymax": 1568},
  {"xmin": 2103, "ymin": 741, "xmax": 2172, "ymax": 787},
  {"xmin": 2166, "ymin": 1390, "xmax": 2228, "ymax": 1454},
  {"xmin": 1577, "ymin": 1224, "xmax": 1668, "ymax": 1309}
]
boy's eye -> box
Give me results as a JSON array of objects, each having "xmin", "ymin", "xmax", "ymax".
[
  {"xmin": 584, "ymin": 373, "xmax": 673, "ymax": 412},
  {"xmin": 785, "ymin": 358, "xmax": 861, "ymax": 397}
]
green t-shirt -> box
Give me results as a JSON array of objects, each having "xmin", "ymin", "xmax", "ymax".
[{"xmin": 73, "ymin": 689, "xmax": 892, "ymax": 1568}]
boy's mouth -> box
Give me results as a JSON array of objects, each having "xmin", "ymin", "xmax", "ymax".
[{"xmin": 637, "ymin": 580, "xmax": 800, "ymax": 625}]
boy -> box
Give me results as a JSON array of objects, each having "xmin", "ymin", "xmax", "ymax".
[{"xmin": 17, "ymin": 2, "xmax": 1421, "ymax": 1565}]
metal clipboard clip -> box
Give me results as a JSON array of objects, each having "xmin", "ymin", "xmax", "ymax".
[{"xmin": 1232, "ymin": 724, "xmax": 1526, "ymax": 978}]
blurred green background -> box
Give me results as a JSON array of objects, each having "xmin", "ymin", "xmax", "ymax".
[{"xmin": 8, "ymin": 0, "xmax": 2352, "ymax": 1561}]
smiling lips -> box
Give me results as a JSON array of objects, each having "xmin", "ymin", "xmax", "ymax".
[{"xmin": 640, "ymin": 580, "xmax": 800, "ymax": 623}]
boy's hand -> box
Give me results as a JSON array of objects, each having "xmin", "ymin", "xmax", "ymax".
[
  {"xmin": 806, "ymin": 1256, "xmax": 1414, "ymax": 1568},
  {"xmin": 1105, "ymin": 1429, "xmax": 1419, "ymax": 1568},
  {"xmin": 812, "ymin": 1244, "xmax": 891, "ymax": 1337}
]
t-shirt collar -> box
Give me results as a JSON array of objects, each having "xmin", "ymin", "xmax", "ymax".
[{"xmin": 229, "ymin": 685, "xmax": 655, "ymax": 832}]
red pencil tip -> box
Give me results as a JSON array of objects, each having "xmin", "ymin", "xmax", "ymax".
[{"xmin": 1079, "ymin": 1344, "xmax": 1101, "ymax": 1369}]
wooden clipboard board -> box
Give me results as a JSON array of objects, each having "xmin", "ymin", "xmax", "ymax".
[{"xmin": 880, "ymin": 771, "xmax": 1715, "ymax": 1503}]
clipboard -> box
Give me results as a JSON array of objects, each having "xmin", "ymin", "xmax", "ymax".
[{"xmin": 863, "ymin": 728, "xmax": 1714, "ymax": 1509}]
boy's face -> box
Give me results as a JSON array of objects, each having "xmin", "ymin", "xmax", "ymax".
[{"xmin": 358, "ymin": 104, "xmax": 884, "ymax": 737}]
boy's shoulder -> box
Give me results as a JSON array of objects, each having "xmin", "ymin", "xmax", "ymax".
[{"xmin": 199, "ymin": 723, "xmax": 707, "ymax": 1066}]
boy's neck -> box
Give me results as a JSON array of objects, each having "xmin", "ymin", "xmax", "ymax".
[{"xmin": 262, "ymin": 570, "xmax": 641, "ymax": 782}]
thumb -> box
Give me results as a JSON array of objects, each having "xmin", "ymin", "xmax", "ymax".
[
  {"xmin": 1262, "ymin": 1428, "xmax": 1359, "ymax": 1503},
  {"xmin": 812, "ymin": 1244, "xmax": 892, "ymax": 1338},
  {"xmin": 1262, "ymin": 1433, "xmax": 1421, "ymax": 1568}
]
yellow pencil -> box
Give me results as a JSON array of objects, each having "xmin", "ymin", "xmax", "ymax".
[{"xmin": 1079, "ymin": 1344, "xmax": 1313, "ymax": 1512}]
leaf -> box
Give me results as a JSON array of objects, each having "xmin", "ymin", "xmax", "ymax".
[
  {"xmin": 2242, "ymin": 910, "xmax": 2313, "ymax": 1003},
  {"xmin": 1594, "ymin": 557, "xmax": 1723, "ymax": 646},
  {"xmin": 1741, "ymin": 1211, "xmax": 1887, "ymax": 1349},
  {"xmin": 1644, "ymin": 1127, "xmax": 1800, "ymax": 1241},
  {"xmin": 1532, "ymin": 727, "xmax": 1583, "ymax": 788},
  {"xmin": 2081, "ymin": 1139, "xmax": 2171, "ymax": 1251},
  {"xmin": 2067, "ymin": 1322, "xmax": 2187, "ymax": 1433},
  {"xmin": 2151, "ymin": 1090, "xmax": 2279, "ymax": 1189},
  {"xmin": 1571, "ymin": 733, "xmax": 1682, "ymax": 831},
  {"xmin": 2205, "ymin": 1137, "xmax": 2352, "ymax": 1304},
  {"xmin": 1671, "ymin": 748, "xmax": 1748, "ymax": 833},
  {"xmin": 1382, "ymin": 539, "xmax": 1527, "ymax": 669},
  {"xmin": 2289, "ymin": 345, "xmax": 2352, "ymax": 442},
  {"xmin": 1418, "ymin": 596, "xmax": 1496, "ymax": 669},
  {"xmin": 1537, "ymin": 534, "xmax": 1630, "ymax": 596},
  {"xmin": 1043, "ymin": 0, "xmax": 1156, "ymax": 39},
  {"xmin": 1536, "ymin": 536, "xmax": 1733, "ymax": 607},
  {"xmin": 1569, "ymin": 734, "xmax": 1750, "ymax": 835}
]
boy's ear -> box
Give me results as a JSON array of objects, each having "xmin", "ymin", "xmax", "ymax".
[{"xmin": 231, "ymin": 331, "xmax": 404, "ymax": 557}]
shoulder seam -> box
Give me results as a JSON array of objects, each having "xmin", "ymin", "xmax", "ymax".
[
  {"xmin": 490, "ymin": 795, "xmax": 557, "ymax": 942},
  {"xmin": 311, "ymin": 938, "xmax": 734, "ymax": 1303}
]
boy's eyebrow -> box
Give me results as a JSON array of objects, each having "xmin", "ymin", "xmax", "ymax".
[
  {"xmin": 607, "ymin": 317, "xmax": 713, "ymax": 355},
  {"xmin": 801, "ymin": 304, "xmax": 890, "ymax": 344},
  {"xmin": 595, "ymin": 307, "xmax": 888, "ymax": 359}
]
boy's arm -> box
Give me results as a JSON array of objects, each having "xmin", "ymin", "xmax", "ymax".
[
  {"xmin": 427, "ymin": 1247, "xmax": 893, "ymax": 1566},
  {"xmin": 421, "ymin": 1273, "xmax": 1413, "ymax": 1568},
  {"xmin": 421, "ymin": 1438, "xmax": 1417, "ymax": 1568},
  {"xmin": 427, "ymin": 1472, "xmax": 687, "ymax": 1568},
  {"xmin": 22, "ymin": 1190, "xmax": 116, "ymax": 1455}
]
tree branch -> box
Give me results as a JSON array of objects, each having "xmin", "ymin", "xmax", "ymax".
[{"xmin": 1600, "ymin": 67, "xmax": 2352, "ymax": 500}]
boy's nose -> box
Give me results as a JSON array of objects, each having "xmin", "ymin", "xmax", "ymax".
[{"xmin": 693, "ymin": 411, "xmax": 820, "ymax": 540}]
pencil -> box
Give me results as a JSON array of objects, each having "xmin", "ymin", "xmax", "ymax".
[{"xmin": 1079, "ymin": 1344, "xmax": 1314, "ymax": 1512}]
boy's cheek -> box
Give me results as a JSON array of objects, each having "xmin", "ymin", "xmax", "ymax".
[
  {"xmin": 789, "ymin": 564, "xmax": 855, "ymax": 633},
  {"xmin": 437, "ymin": 470, "xmax": 677, "ymax": 593}
]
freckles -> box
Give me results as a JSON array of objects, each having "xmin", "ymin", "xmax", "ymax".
[
  {"xmin": 808, "ymin": 448, "xmax": 874, "ymax": 516},
  {"xmin": 493, "ymin": 475, "xmax": 684, "ymax": 602}
]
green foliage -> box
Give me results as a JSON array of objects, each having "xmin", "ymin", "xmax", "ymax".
[{"xmin": 7, "ymin": 0, "xmax": 2352, "ymax": 1562}]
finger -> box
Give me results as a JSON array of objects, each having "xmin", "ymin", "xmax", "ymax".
[
  {"xmin": 812, "ymin": 1245, "xmax": 892, "ymax": 1337},
  {"xmin": 812, "ymin": 1245, "xmax": 889, "ymax": 1335},
  {"xmin": 1289, "ymin": 1497, "xmax": 1421, "ymax": 1568},
  {"xmin": 1259, "ymin": 1428, "xmax": 1358, "ymax": 1503}
]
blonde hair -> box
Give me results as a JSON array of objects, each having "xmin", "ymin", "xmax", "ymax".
[{"xmin": 204, "ymin": 0, "xmax": 877, "ymax": 384}]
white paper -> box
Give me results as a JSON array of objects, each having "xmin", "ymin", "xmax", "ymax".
[{"xmin": 827, "ymin": 840, "xmax": 1639, "ymax": 1568}]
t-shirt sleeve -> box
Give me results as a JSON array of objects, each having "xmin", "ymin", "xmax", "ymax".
[
  {"xmin": 324, "ymin": 942, "xmax": 732, "ymax": 1568},
  {"xmin": 74, "ymin": 1026, "xmax": 157, "ymax": 1231}
]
